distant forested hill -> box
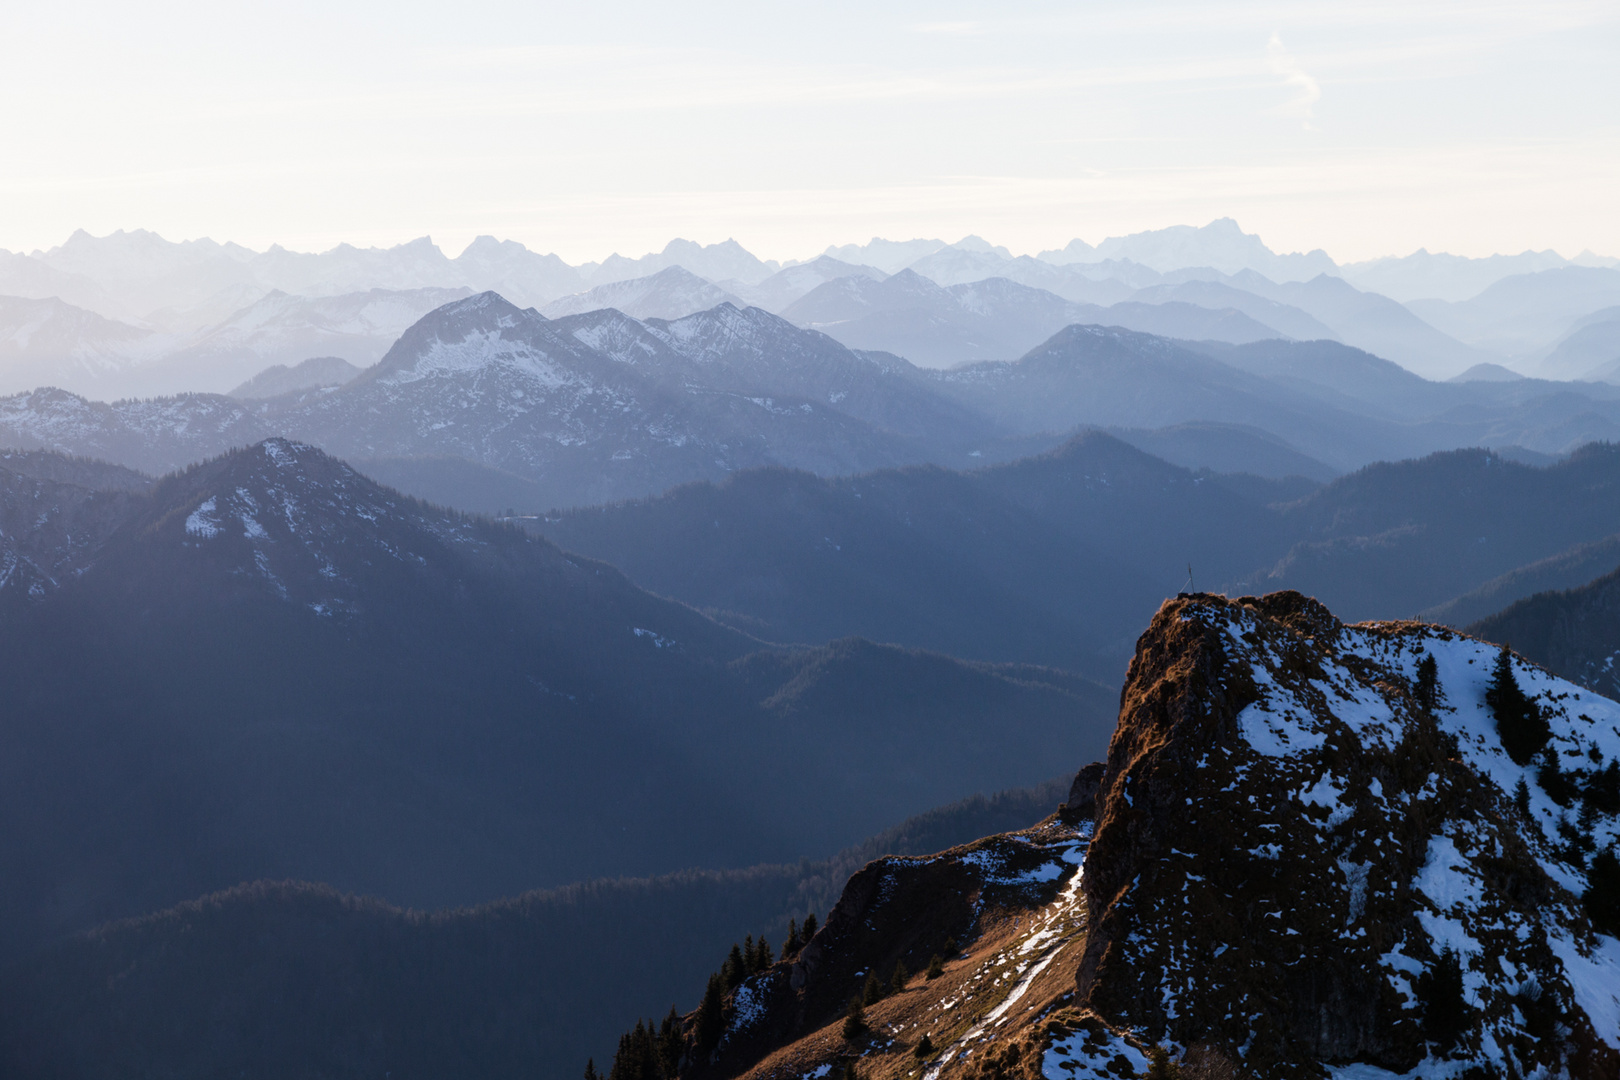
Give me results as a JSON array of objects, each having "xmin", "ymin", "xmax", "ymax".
[
  {"xmin": 1468, "ymin": 563, "xmax": 1620, "ymax": 700},
  {"xmin": 0, "ymin": 780, "xmax": 1071, "ymax": 1080},
  {"xmin": 535, "ymin": 435, "xmax": 1620, "ymax": 682}
]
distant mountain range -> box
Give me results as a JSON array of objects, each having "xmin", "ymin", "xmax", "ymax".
[
  {"xmin": 4, "ymin": 222, "xmax": 1619, "ymax": 399},
  {"xmin": 0, "ymin": 286, "xmax": 472, "ymax": 397},
  {"xmin": 5, "ymin": 294, "xmax": 1620, "ymax": 514}
]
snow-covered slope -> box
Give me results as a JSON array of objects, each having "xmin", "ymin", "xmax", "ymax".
[
  {"xmin": 0, "ymin": 293, "xmax": 999, "ymax": 506},
  {"xmin": 685, "ymin": 591, "xmax": 1620, "ymax": 1079},
  {"xmin": 280, "ymin": 293, "xmax": 947, "ymax": 508},
  {"xmin": 1073, "ymin": 592, "xmax": 1620, "ymax": 1076},
  {"xmin": 0, "ymin": 387, "xmax": 272, "ymax": 475},
  {"xmin": 0, "ymin": 251, "xmax": 128, "ymax": 320},
  {"xmin": 150, "ymin": 286, "xmax": 474, "ymax": 394},
  {"xmin": 640, "ymin": 303, "xmax": 997, "ymax": 441}
]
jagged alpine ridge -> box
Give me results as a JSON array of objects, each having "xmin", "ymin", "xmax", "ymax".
[
  {"xmin": 665, "ymin": 592, "xmax": 1620, "ymax": 1080},
  {"xmin": 0, "ymin": 293, "xmax": 1007, "ymax": 506}
]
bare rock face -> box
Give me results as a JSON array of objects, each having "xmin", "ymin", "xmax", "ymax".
[
  {"xmin": 1077, "ymin": 591, "xmax": 1620, "ymax": 1078},
  {"xmin": 657, "ymin": 591, "xmax": 1620, "ymax": 1080},
  {"xmin": 693, "ymin": 826, "xmax": 1085, "ymax": 1080},
  {"xmin": 1065, "ymin": 762, "xmax": 1106, "ymax": 818}
]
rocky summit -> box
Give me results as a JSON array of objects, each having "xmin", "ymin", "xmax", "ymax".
[{"xmin": 669, "ymin": 592, "xmax": 1620, "ymax": 1079}]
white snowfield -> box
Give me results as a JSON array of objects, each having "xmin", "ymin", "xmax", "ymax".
[
  {"xmin": 1036, "ymin": 605, "xmax": 1620, "ymax": 1079},
  {"xmin": 1226, "ymin": 609, "xmax": 1620, "ymax": 1074}
]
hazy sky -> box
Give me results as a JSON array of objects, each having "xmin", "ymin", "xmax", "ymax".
[{"xmin": 2, "ymin": 1, "xmax": 1617, "ymax": 263}]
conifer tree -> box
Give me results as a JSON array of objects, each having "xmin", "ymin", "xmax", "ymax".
[
  {"xmin": 841, "ymin": 1059, "xmax": 861, "ymax": 1080},
  {"xmin": 743, "ymin": 935, "xmax": 756, "ymax": 973},
  {"xmin": 861, "ymin": 970, "xmax": 884, "ymax": 1006},
  {"xmin": 943, "ymin": 936, "xmax": 959, "ymax": 956},
  {"xmin": 1487, "ymin": 645, "xmax": 1550, "ymax": 766},
  {"xmin": 755, "ymin": 935, "xmax": 773, "ymax": 971},
  {"xmin": 610, "ymin": 1019, "xmax": 663, "ymax": 1080},
  {"xmin": 1415, "ymin": 654, "xmax": 1439, "ymax": 713},
  {"xmin": 1589, "ymin": 759, "xmax": 1620, "ymax": 813},
  {"xmin": 722, "ymin": 943, "xmax": 747, "ymax": 989},
  {"xmin": 912, "ymin": 1033, "xmax": 935, "ymax": 1059},
  {"xmin": 1539, "ymin": 746, "xmax": 1577, "ymax": 806},
  {"xmin": 1514, "ymin": 778, "xmax": 1533, "ymax": 820},
  {"xmin": 889, "ymin": 960, "xmax": 909, "ymax": 995},
  {"xmin": 1141, "ymin": 1045, "xmax": 1183, "ymax": 1079},
  {"xmin": 585, "ymin": 1059, "xmax": 602, "ymax": 1080},
  {"xmin": 1585, "ymin": 848, "xmax": 1620, "ymax": 937},
  {"xmin": 782, "ymin": 919, "xmax": 801, "ymax": 959},
  {"xmin": 842, "ymin": 994, "xmax": 868, "ymax": 1040},
  {"xmin": 610, "ymin": 1032, "xmax": 630, "ymax": 1080},
  {"xmin": 693, "ymin": 973, "xmax": 725, "ymax": 1060},
  {"xmin": 926, "ymin": 954, "xmax": 945, "ymax": 980},
  {"xmin": 1416, "ymin": 947, "xmax": 1467, "ymax": 1051},
  {"xmin": 657, "ymin": 1007, "xmax": 683, "ymax": 1078},
  {"xmin": 1579, "ymin": 793, "xmax": 1599, "ymax": 839},
  {"xmin": 802, "ymin": 912, "xmax": 818, "ymax": 942}
]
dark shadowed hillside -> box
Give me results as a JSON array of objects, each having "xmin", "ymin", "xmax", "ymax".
[
  {"xmin": 1255, "ymin": 442, "xmax": 1620, "ymax": 619},
  {"xmin": 537, "ymin": 433, "xmax": 1620, "ymax": 684},
  {"xmin": 534, "ymin": 432, "xmax": 1297, "ymax": 682},
  {"xmin": 1421, "ymin": 532, "xmax": 1620, "ymax": 627},
  {"xmin": 0, "ymin": 780, "xmax": 1071, "ymax": 1080},
  {"xmin": 1468, "ymin": 563, "xmax": 1620, "ymax": 700},
  {"xmin": 0, "ymin": 441, "xmax": 1117, "ymax": 958}
]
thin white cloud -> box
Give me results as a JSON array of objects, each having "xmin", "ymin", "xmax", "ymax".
[{"xmin": 1266, "ymin": 32, "xmax": 1322, "ymax": 128}]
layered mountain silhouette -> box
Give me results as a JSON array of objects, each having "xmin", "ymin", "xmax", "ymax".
[
  {"xmin": 0, "ymin": 284, "xmax": 475, "ymax": 397},
  {"xmin": 0, "ymin": 440, "xmax": 1116, "ymax": 959},
  {"xmin": 780, "ymin": 270, "xmax": 1286, "ymax": 366},
  {"xmin": 536, "ymin": 436, "xmax": 1620, "ymax": 683},
  {"xmin": 8, "ymin": 294, "xmax": 1620, "ymax": 515}
]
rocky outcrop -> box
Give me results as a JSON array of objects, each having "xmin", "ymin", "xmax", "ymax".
[
  {"xmin": 692, "ymin": 825, "xmax": 1086, "ymax": 1079},
  {"xmin": 691, "ymin": 591, "xmax": 1620, "ymax": 1080},
  {"xmin": 1077, "ymin": 591, "xmax": 1620, "ymax": 1078}
]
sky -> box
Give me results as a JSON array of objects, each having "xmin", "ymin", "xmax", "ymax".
[{"xmin": 1, "ymin": 1, "xmax": 1617, "ymax": 264}]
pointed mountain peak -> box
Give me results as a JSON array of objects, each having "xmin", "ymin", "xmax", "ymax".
[
  {"xmin": 361, "ymin": 291, "xmax": 550, "ymax": 383},
  {"xmin": 396, "ymin": 236, "xmax": 442, "ymax": 254}
]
